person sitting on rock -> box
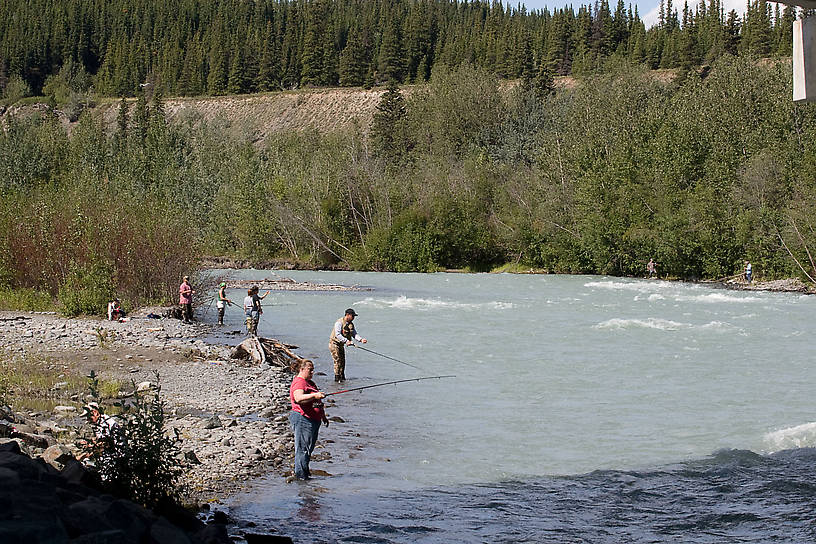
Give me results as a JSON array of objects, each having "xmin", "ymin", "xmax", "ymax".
[
  {"xmin": 107, "ymin": 299, "xmax": 125, "ymax": 321},
  {"xmin": 77, "ymin": 402, "xmax": 121, "ymax": 461}
]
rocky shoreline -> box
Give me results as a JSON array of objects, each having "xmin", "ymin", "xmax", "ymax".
[{"xmin": 0, "ymin": 309, "xmax": 307, "ymax": 536}]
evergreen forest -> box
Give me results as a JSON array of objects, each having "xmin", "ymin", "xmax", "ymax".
[
  {"xmin": 0, "ymin": 0, "xmax": 801, "ymax": 99},
  {"xmin": 1, "ymin": 0, "xmax": 816, "ymax": 314}
]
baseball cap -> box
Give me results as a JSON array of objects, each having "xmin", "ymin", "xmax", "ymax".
[{"xmin": 80, "ymin": 402, "xmax": 101, "ymax": 418}]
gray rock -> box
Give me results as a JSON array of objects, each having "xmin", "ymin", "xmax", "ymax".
[
  {"xmin": 184, "ymin": 450, "xmax": 202, "ymax": 464},
  {"xmin": 12, "ymin": 430, "xmax": 49, "ymax": 449},
  {"xmin": 203, "ymin": 416, "xmax": 222, "ymax": 429},
  {"xmin": 150, "ymin": 517, "xmax": 191, "ymax": 544},
  {"xmin": 42, "ymin": 444, "xmax": 75, "ymax": 470}
]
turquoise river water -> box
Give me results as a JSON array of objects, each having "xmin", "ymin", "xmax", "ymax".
[{"xmin": 213, "ymin": 271, "xmax": 816, "ymax": 543}]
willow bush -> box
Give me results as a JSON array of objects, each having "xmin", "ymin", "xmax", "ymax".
[{"xmin": 3, "ymin": 55, "xmax": 816, "ymax": 289}]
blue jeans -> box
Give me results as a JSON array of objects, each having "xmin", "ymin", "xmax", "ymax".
[{"xmin": 289, "ymin": 411, "xmax": 321, "ymax": 479}]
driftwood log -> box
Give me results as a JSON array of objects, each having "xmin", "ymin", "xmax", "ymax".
[{"xmin": 230, "ymin": 337, "xmax": 309, "ymax": 371}]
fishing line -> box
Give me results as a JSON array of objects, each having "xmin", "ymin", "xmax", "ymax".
[
  {"xmin": 351, "ymin": 344, "xmax": 426, "ymax": 371},
  {"xmin": 325, "ymin": 375, "xmax": 456, "ymax": 396}
]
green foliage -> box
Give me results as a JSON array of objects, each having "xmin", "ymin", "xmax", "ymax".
[
  {"xmin": 371, "ymin": 79, "xmax": 407, "ymax": 160},
  {"xmin": 0, "ymin": 0, "xmax": 795, "ymax": 100},
  {"xmin": 59, "ymin": 260, "xmax": 115, "ymax": 317},
  {"xmin": 3, "ymin": 54, "xmax": 816, "ymax": 281},
  {"xmin": 405, "ymin": 63, "xmax": 504, "ymax": 159},
  {"xmin": 362, "ymin": 209, "xmax": 440, "ymax": 272},
  {"xmin": 2, "ymin": 74, "xmax": 31, "ymax": 102},
  {"xmin": 85, "ymin": 376, "xmax": 186, "ymax": 509},
  {"xmin": 42, "ymin": 59, "xmax": 94, "ymax": 121},
  {"xmin": 0, "ymin": 288, "xmax": 55, "ymax": 311}
]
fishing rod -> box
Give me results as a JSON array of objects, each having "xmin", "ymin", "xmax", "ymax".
[
  {"xmin": 350, "ymin": 344, "xmax": 425, "ymax": 371},
  {"xmin": 325, "ymin": 375, "xmax": 456, "ymax": 396}
]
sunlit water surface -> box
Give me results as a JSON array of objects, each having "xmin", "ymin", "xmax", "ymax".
[{"xmin": 212, "ymin": 272, "xmax": 816, "ymax": 543}]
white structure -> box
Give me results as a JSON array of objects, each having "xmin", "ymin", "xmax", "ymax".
[
  {"xmin": 784, "ymin": 2, "xmax": 816, "ymax": 101},
  {"xmin": 793, "ymin": 16, "xmax": 816, "ymax": 101}
]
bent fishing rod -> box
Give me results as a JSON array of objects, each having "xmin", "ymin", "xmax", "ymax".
[
  {"xmin": 325, "ymin": 375, "xmax": 456, "ymax": 396},
  {"xmin": 350, "ymin": 344, "xmax": 425, "ymax": 370}
]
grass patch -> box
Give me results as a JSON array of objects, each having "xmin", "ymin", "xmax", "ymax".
[
  {"xmin": 490, "ymin": 262, "xmax": 548, "ymax": 274},
  {"xmin": 0, "ymin": 95, "xmax": 48, "ymax": 107},
  {"xmin": 0, "ymin": 288, "xmax": 57, "ymax": 311},
  {"xmin": 99, "ymin": 379, "xmax": 123, "ymax": 399},
  {"xmin": 0, "ymin": 375, "xmax": 9, "ymax": 407},
  {"xmin": 0, "ymin": 353, "xmax": 123, "ymax": 411}
]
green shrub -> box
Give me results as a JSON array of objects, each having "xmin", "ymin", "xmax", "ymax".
[
  {"xmin": 58, "ymin": 261, "xmax": 114, "ymax": 317},
  {"xmin": 2, "ymin": 74, "xmax": 31, "ymax": 102},
  {"xmin": 85, "ymin": 375, "xmax": 185, "ymax": 509},
  {"xmin": 0, "ymin": 375, "xmax": 10, "ymax": 408},
  {"xmin": 362, "ymin": 210, "xmax": 440, "ymax": 272},
  {"xmin": 0, "ymin": 288, "xmax": 55, "ymax": 311}
]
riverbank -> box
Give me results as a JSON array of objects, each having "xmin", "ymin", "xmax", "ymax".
[
  {"xmin": 205, "ymin": 255, "xmax": 816, "ymax": 294},
  {"xmin": 0, "ymin": 309, "xmax": 301, "ymax": 504}
]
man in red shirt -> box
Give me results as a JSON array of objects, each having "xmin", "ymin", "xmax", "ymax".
[{"xmin": 289, "ymin": 360, "xmax": 329, "ymax": 480}]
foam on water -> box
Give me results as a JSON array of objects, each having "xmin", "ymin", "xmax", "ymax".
[
  {"xmin": 673, "ymin": 292, "xmax": 763, "ymax": 304},
  {"xmin": 698, "ymin": 320, "xmax": 738, "ymax": 332},
  {"xmin": 595, "ymin": 318, "xmax": 740, "ymax": 333},
  {"xmin": 595, "ymin": 317, "xmax": 686, "ymax": 330},
  {"xmin": 764, "ymin": 422, "xmax": 816, "ymax": 452},
  {"xmin": 586, "ymin": 280, "xmax": 765, "ymax": 305},
  {"xmin": 356, "ymin": 295, "xmax": 515, "ymax": 311},
  {"xmin": 585, "ymin": 280, "xmax": 673, "ymax": 294}
]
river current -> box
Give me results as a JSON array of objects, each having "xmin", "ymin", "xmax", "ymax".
[{"xmin": 216, "ymin": 271, "xmax": 816, "ymax": 543}]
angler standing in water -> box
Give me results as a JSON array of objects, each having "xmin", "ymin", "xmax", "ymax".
[
  {"xmin": 289, "ymin": 360, "xmax": 328, "ymax": 480},
  {"xmin": 216, "ymin": 282, "xmax": 233, "ymax": 326},
  {"xmin": 329, "ymin": 308, "xmax": 367, "ymax": 382}
]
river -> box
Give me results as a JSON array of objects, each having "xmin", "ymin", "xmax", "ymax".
[{"xmin": 218, "ymin": 271, "xmax": 816, "ymax": 543}]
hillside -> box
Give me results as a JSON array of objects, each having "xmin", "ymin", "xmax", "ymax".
[
  {"xmin": 2, "ymin": 76, "xmax": 587, "ymax": 138},
  {"xmin": 0, "ymin": 86, "xmax": 386, "ymax": 140},
  {"xmin": 108, "ymin": 87, "xmax": 388, "ymax": 140}
]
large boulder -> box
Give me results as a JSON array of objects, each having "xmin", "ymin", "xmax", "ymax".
[{"xmin": 0, "ymin": 446, "xmax": 231, "ymax": 543}]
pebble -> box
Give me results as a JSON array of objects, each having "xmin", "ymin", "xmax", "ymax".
[{"xmin": 0, "ymin": 309, "xmax": 301, "ymax": 503}]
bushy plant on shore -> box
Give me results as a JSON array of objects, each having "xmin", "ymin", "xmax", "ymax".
[
  {"xmin": 58, "ymin": 260, "xmax": 115, "ymax": 317},
  {"xmin": 0, "ymin": 375, "xmax": 10, "ymax": 409},
  {"xmin": 0, "ymin": 288, "xmax": 56, "ymax": 311},
  {"xmin": 84, "ymin": 372, "xmax": 186, "ymax": 509}
]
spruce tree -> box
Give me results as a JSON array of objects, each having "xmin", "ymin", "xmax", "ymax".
[
  {"xmin": 301, "ymin": 4, "xmax": 325, "ymax": 87},
  {"xmin": 378, "ymin": 19, "xmax": 404, "ymax": 83},
  {"xmin": 114, "ymin": 97, "xmax": 129, "ymax": 151},
  {"xmin": 132, "ymin": 92, "xmax": 149, "ymax": 146},
  {"xmin": 339, "ymin": 30, "xmax": 368, "ymax": 86},
  {"xmin": 227, "ymin": 47, "xmax": 248, "ymax": 94},
  {"xmin": 534, "ymin": 61, "xmax": 556, "ymax": 97},
  {"xmin": 207, "ymin": 49, "xmax": 228, "ymax": 95},
  {"xmin": 371, "ymin": 78, "xmax": 407, "ymax": 161}
]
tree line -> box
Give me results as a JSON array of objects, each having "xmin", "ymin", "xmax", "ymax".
[
  {"xmin": 3, "ymin": 55, "xmax": 816, "ymax": 315},
  {"xmin": 0, "ymin": 0, "xmax": 802, "ymax": 101}
]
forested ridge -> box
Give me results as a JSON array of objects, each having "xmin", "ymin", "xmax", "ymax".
[
  {"xmin": 0, "ymin": 0, "xmax": 800, "ymax": 100},
  {"xmin": 2, "ymin": 1, "xmax": 816, "ymax": 314}
]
